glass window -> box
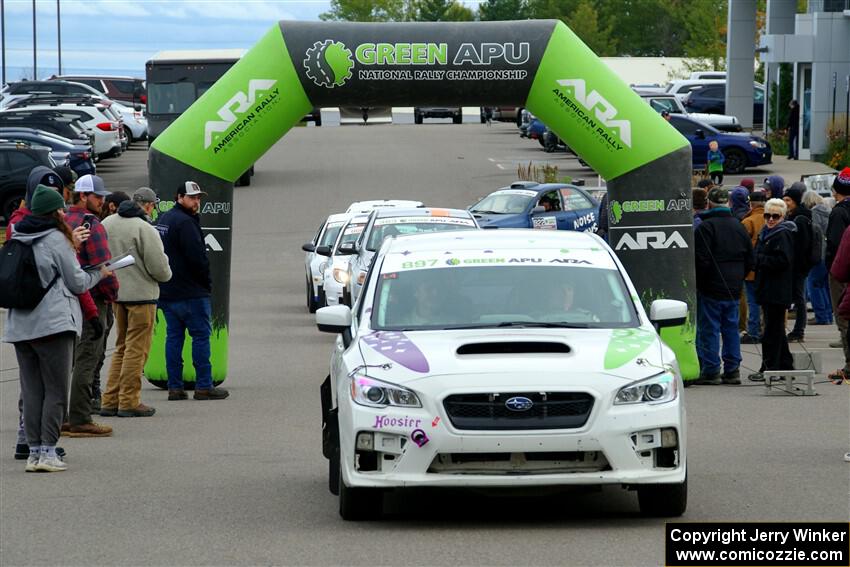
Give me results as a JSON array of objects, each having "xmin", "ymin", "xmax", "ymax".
[
  {"xmin": 373, "ymin": 266, "xmax": 637, "ymax": 330},
  {"xmin": 197, "ymin": 81, "xmax": 216, "ymax": 97},
  {"xmin": 147, "ymin": 82, "xmax": 196, "ymax": 115},
  {"xmin": 753, "ymin": 87, "xmax": 764, "ymax": 103},
  {"xmin": 110, "ymin": 80, "xmax": 137, "ymax": 94},
  {"xmin": 366, "ymin": 219, "xmax": 476, "ymax": 251},
  {"xmin": 669, "ymin": 116, "xmax": 701, "ymax": 136},
  {"xmin": 333, "ymin": 222, "xmax": 367, "ymax": 253},
  {"xmin": 75, "ymin": 79, "xmax": 105, "ymax": 92},
  {"xmin": 536, "ymin": 190, "xmax": 562, "ymax": 212},
  {"xmin": 320, "ymin": 223, "xmax": 344, "ymax": 247},
  {"xmin": 470, "ymin": 191, "xmax": 535, "ymax": 214},
  {"xmin": 560, "ymin": 188, "xmax": 593, "ymax": 211},
  {"xmin": 649, "ymin": 98, "xmax": 679, "ymax": 113},
  {"xmin": 7, "ymin": 151, "xmax": 38, "ymax": 170}
]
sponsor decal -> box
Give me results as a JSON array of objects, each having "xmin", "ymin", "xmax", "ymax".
[
  {"xmin": 203, "ymin": 79, "xmax": 280, "ymax": 152},
  {"xmin": 614, "ymin": 230, "xmax": 689, "ymax": 251},
  {"xmin": 304, "ymin": 40, "xmax": 530, "ymax": 88},
  {"xmin": 552, "ymin": 78, "xmax": 631, "ymax": 152},
  {"xmin": 343, "ymin": 225, "xmax": 365, "ymax": 235},
  {"xmin": 610, "ymin": 199, "xmax": 690, "ymax": 225},
  {"xmin": 572, "ymin": 212, "xmax": 596, "ymax": 232},
  {"xmin": 373, "ymin": 415, "xmax": 422, "ymax": 429},
  {"xmin": 374, "ymin": 217, "xmax": 476, "ymax": 227},
  {"xmin": 204, "ymin": 234, "xmax": 224, "ymax": 252},
  {"xmin": 532, "ymin": 216, "xmax": 557, "ymax": 230},
  {"xmin": 431, "ymin": 416, "xmax": 441, "ymax": 427},
  {"xmin": 495, "ymin": 189, "xmax": 538, "ymax": 197}
]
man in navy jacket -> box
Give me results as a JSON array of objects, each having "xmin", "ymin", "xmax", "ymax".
[{"xmin": 156, "ymin": 181, "xmax": 228, "ymax": 401}]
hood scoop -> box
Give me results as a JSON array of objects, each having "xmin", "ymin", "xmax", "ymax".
[{"xmin": 457, "ymin": 342, "xmax": 571, "ymax": 355}]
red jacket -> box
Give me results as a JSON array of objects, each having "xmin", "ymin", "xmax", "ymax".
[
  {"xmin": 829, "ymin": 226, "xmax": 850, "ymax": 320},
  {"xmin": 4, "ymin": 206, "xmax": 98, "ymax": 320}
]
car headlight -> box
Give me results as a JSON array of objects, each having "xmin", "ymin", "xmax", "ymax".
[
  {"xmin": 349, "ymin": 374, "xmax": 421, "ymax": 408},
  {"xmin": 749, "ymin": 140, "xmax": 766, "ymax": 148},
  {"xmin": 614, "ymin": 372, "xmax": 677, "ymax": 405},
  {"xmin": 318, "ymin": 261, "xmax": 328, "ymax": 273},
  {"xmin": 333, "ymin": 267, "xmax": 350, "ymax": 284}
]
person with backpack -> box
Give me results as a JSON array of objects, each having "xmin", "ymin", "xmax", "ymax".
[
  {"xmin": 783, "ymin": 183, "xmax": 816, "ymax": 342},
  {"xmin": 1, "ymin": 186, "xmax": 111, "ymax": 472},
  {"xmin": 803, "ymin": 190, "xmax": 833, "ymax": 325}
]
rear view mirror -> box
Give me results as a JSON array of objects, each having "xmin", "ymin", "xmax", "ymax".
[
  {"xmin": 302, "ymin": 243, "xmax": 316, "ymax": 253},
  {"xmin": 337, "ymin": 242, "xmax": 357, "ymax": 255},
  {"xmin": 315, "ymin": 245, "xmax": 332, "ymax": 257},
  {"xmin": 649, "ymin": 299, "xmax": 688, "ymax": 330}
]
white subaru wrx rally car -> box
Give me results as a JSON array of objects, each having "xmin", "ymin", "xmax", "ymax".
[
  {"xmin": 317, "ymin": 230, "xmax": 688, "ymax": 520},
  {"xmin": 303, "ymin": 212, "xmax": 353, "ymax": 313}
]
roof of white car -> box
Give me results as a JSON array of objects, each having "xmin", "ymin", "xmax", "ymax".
[
  {"xmin": 383, "ymin": 229, "xmax": 617, "ymax": 269},
  {"xmin": 371, "ymin": 207, "xmax": 473, "ymax": 219},
  {"xmin": 326, "ymin": 212, "xmax": 354, "ymax": 224},
  {"xmin": 346, "ymin": 199, "xmax": 424, "ymax": 213}
]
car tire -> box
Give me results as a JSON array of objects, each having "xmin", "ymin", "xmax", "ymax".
[
  {"xmin": 414, "ymin": 113, "xmax": 423, "ymax": 125},
  {"xmin": 637, "ymin": 474, "xmax": 687, "ymax": 517},
  {"xmin": 723, "ymin": 148, "xmax": 746, "ymax": 175},
  {"xmin": 307, "ymin": 277, "xmax": 321, "ymax": 313},
  {"xmin": 338, "ymin": 464, "xmax": 382, "ymax": 521},
  {"xmin": 516, "ymin": 108, "xmax": 524, "ymax": 128},
  {"xmin": 453, "ymin": 114, "xmax": 462, "ymax": 125},
  {"xmin": 123, "ymin": 126, "xmax": 133, "ymax": 144},
  {"xmin": 314, "ymin": 113, "xmax": 322, "ymax": 127}
]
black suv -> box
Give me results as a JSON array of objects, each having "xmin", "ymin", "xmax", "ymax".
[
  {"xmin": 0, "ymin": 141, "xmax": 55, "ymax": 223},
  {"xmin": 683, "ymin": 84, "xmax": 765, "ymax": 127}
]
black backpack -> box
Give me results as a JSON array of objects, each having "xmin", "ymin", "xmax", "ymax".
[
  {"xmin": 809, "ymin": 219, "xmax": 824, "ymax": 268},
  {"xmin": 0, "ymin": 239, "xmax": 59, "ymax": 309}
]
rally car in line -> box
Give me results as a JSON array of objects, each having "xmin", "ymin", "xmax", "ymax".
[
  {"xmin": 469, "ymin": 181, "xmax": 599, "ymax": 233},
  {"xmin": 315, "ymin": 230, "xmax": 688, "ymax": 520},
  {"xmin": 302, "ymin": 212, "xmax": 353, "ymax": 313},
  {"xmin": 322, "ymin": 214, "xmax": 371, "ymax": 308},
  {"xmin": 342, "ymin": 207, "xmax": 479, "ymax": 304},
  {"xmin": 346, "ymin": 199, "xmax": 424, "ymax": 214}
]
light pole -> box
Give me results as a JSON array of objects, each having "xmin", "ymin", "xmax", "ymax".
[
  {"xmin": 32, "ymin": 0, "xmax": 37, "ymax": 79},
  {"xmin": 57, "ymin": 0, "xmax": 61, "ymax": 74},
  {"xmin": 1, "ymin": 0, "xmax": 6, "ymax": 86}
]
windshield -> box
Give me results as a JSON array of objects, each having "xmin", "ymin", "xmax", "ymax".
[
  {"xmin": 333, "ymin": 222, "xmax": 366, "ymax": 253},
  {"xmin": 366, "ymin": 217, "xmax": 477, "ymax": 251},
  {"xmin": 470, "ymin": 190, "xmax": 536, "ymax": 214},
  {"xmin": 147, "ymin": 82, "xmax": 195, "ymax": 115},
  {"xmin": 372, "ymin": 265, "xmax": 638, "ymax": 331},
  {"xmin": 320, "ymin": 222, "xmax": 345, "ymax": 247}
]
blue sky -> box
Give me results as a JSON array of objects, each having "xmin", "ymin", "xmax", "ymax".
[{"xmin": 2, "ymin": 0, "xmax": 351, "ymax": 81}]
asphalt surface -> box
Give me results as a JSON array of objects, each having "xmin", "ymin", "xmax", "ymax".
[{"xmin": 1, "ymin": 121, "xmax": 848, "ymax": 566}]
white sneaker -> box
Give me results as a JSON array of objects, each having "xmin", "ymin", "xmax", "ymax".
[
  {"xmin": 36, "ymin": 454, "xmax": 67, "ymax": 472},
  {"xmin": 25, "ymin": 455, "xmax": 39, "ymax": 472},
  {"xmin": 844, "ymin": 452, "xmax": 850, "ymax": 463}
]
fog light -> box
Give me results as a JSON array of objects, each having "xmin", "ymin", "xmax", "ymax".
[
  {"xmin": 661, "ymin": 428, "xmax": 678, "ymax": 448},
  {"xmin": 356, "ymin": 432, "xmax": 374, "ymax": 451}
]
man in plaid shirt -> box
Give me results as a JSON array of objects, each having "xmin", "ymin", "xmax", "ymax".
[{"xmin": 63, "ymin": 175, "xmax": 118, "ymax": 437}]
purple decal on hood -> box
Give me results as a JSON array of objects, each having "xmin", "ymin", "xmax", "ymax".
[{"xmin": 361, "ymin": 331, "xmax": 430, "ymax": 373}]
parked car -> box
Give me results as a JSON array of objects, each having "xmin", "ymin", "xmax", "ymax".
[
  {"xmin": 0, "ymin": 80, "xmax": 112, "ymax": 110},
  {"xmin": 666, "ymin": 114, "xmax": 771, "ymax": 174},
  {"xmin": 0, "ymin": 140, "xmax": 57, "ymax": 222},
  {"xmin": 49, "ymin": 75, "xmax": 146, "ymax": 106},
  {"xmin": 0, "ymin": 127, "xmax": 94, "ymax": 177},
  {"xmin": 414, "ymin": 107, "xmax": 462, "ymax": 124},
  {"xmin": 111, "ymin": 101, "xmax": 148, "ymax": 144},
  {"xmin": 683, "ymin": 84, "xmax": 765, "ymax": 127},
  {"xmin": 470, "ymin": 181, "xmax": 599, "ymax": 233},
  {"xmin": 316, "ymin": 229, "xmax": 688, "ymax": 520},
  {"xmin": 526, "ymin": 116, "xmax": 547, "ymax": 144},
  {"xmin": 0, "ymin": 109, "xmax": 94, "ymax": 148},
  {"xmin": 635, "ymin": 90, "xmax": 742, "ymax": 132}
]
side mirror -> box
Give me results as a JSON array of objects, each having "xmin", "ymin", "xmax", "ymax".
[
  {"xmin": 134, "ymin": 104, "xmax": 142, "ymax": 112},
  {"xmin": 302, "ymin": 242, "xmax": 316, "ymax": 252},
  {"xmin": 316, "ymin": 305, "xmax": 353, "ymax": 334},
  {"xmin": 315, "ymin": 245, "xmax": 332, "ymax": 257},
  {"xmin": 531, "ymin": 205, "xmax": 546, "ymax": 214},
  {"xmin": 649, "ymin": 299, "xmax": 688, "ymax": 330},
  {"xmin": 695, "ymin": 129, "xmax": 705, "ymax": 139},
  {"xmin": 337, "ymin": 242, "xmax": 357, "ymax": 255}
]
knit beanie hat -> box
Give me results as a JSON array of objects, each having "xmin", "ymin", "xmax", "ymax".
[
  {"xmin": 30, "ymin": 185, "xmax": 66, "ymax": 215},
  {"xmin": 834, "ymin": 167, "xmax": 850, "ymax": 196},
  {"xmin": 784, "ymin": 182, "xmax": 806, "ymax": 206},
  {"xmin": 740, "ymin": 178, "xmax": 755, "ymax": 192}
]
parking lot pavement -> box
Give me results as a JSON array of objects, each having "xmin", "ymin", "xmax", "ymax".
[{"xmin": 1, "ymin": 122, "xmax": 848, "ymax": 566}]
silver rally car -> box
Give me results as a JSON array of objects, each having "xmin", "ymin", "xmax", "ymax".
[{"xmin": 316, "ymin": 230, "xmax": 689, "ymax": 520}]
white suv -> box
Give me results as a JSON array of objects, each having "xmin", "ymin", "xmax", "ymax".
[{"xmin": 316, "ymin": 230, "xmax": 688, "ymax": 520}]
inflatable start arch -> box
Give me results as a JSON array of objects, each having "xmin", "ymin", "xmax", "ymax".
[{"xmin": 146, "ymin": 20, "xmax": 698, "ymax": 385}]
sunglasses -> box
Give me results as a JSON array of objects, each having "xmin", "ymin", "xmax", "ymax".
[{"xmin": 763, "ymin": 213, "xmax": 783, "ymax": 221}]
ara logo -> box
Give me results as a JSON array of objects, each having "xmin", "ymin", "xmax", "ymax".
[
  {"xmin": 203, "ymin": 79, "xmax": 278, "ymax": 149},
  {"xmin": 304, "ymin": 39, "xmax": 354, "ymax": 88},
  {"xmin": 556, "ymin": 79, "xmax": 631, "ymax": 148},
  {"xmin": 614, "ymin": 231, "xmax": 688, "ymax": 251},
  {"xmin": 204, "ymin": 234, "xmax": 223, "ymax": 252}
]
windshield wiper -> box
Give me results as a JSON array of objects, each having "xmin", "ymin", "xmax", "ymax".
[
  {"xmin": 470, "ymin": 209, "xmax": 502, "ymax": 215},
  {"xmin": 447, "ymin": 321, "xmax": 591, "ymax": 330}
]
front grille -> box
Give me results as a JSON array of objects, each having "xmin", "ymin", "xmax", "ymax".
[{"xmin": 443, "ymin": 392, "xmax": 594, "ymax": 430}]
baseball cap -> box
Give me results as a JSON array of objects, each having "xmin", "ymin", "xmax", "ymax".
[
  {"xmin": 74, "ymin": 174, "xmax": 110, "ymax": 196},
  {"xmin": 707, "ymin": 187, "xmax": 729, "ymax": 205},
  {"xmin": 53, "ymin": 165, "xmax": 77, "ymax": 187},
  {"xmin": 37, "ymin": 170, "xmax": 64, "ymax": 192},
  {"xmin": 133, "ymin": 187, "xmax": 159, "ymax": 204},
  {"xmin": 178, "ymin": 181, "xmax": 207, "ymax": 196}
]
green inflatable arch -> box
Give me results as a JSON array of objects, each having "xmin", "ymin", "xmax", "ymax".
[{"xmin": 145, "ymin": 20, "xmax": 699, "ymax": 386}]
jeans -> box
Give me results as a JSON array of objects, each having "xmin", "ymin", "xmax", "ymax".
[
  {"xmin": 696, "ymin": 293, "xmax": 742, "ymax": 376},
  {"xmin": 744, "ymin": 281, "xmax": 761, "ymax": 338},
  {"xmin": 159, "ymin": 297, "xmax": 213, "ymax": 391},
  {"xmin": 806, "ymin": 261, "xmax": 833, "ymax": 324},
  {"xmin": 790, "ymin": 272, "xmax": 808, "ymax": 335}
]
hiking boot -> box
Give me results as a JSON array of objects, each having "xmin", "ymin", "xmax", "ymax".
[
  {"xmin": 36, "ymin": 454, "xmax": 67, "ymax": 472},
  {"xmin": 740, "ymin": 333, "xmax": 760, "ymax": 344},
  {"xmin": 99, "ymin": 407, "xmax": 118, "ymax": 417},
  {"xmin": 694, "ymin": 373, "xmax": 722, "ymax": 385},
  {"xmin": 787, "ymin": 331, "xmax": 805, "ymax": 342},
  {"xmin": 829, "ymin": 340, "xmax": 844, "ymax": 348},
  {"xmin": 67, "ymin": 422, "xmax": 112, "ymax": 438},
  {"xmin": 168, "ymin": 389, "xmax": 188, "ymax": 401},
  {"xmin": 117, "ymin": 404, "xmax": 156, "ymax": 417},
  {"xmin": 722, "ymin": 369, "xmax": 741, "ymax": 385},
  {"xmin": 25, "ymin": 455, "xmax": 39, "ymax": 472},
  {"xmin": 194, "ymin": 387, "xmax": 229, "ymax": 400},
  {"xmin": 747, "ymin": 372, "xmax": 765, "ymax": 382}
]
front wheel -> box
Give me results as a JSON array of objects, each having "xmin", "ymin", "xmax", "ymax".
[
  {"xmin": 723, "ymin": 148, "xmax": 747, "ymax": 174},
  {"xmin": 306, "ymin": 278, "xmax": 320, "ymax": 313},
  {"xmin": 453, "ymin": 114, "xmax": 462, "ymax": 124},
  {"xmin": 414, "ymin": 113, "xmax": 423, "ymax": 125},
  {"xmin": 637, "ymin": 475, "xmax": 687, "ymax": 517},
  {"xmin": 339, "ymin": 467, "xmax": 382, "ymax": 521}
]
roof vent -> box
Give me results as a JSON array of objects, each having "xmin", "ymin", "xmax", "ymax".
[
  {"xmin": 509, "ymin": 181, "xmax": 539, "ymax": 189},
  {"xmin": 457, "ymin": 342, "xmax": 571, "ymax": 355}
]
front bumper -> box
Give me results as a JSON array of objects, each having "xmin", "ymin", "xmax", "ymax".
[{"xmin": 338, "ymin": 379, "xmax": 685, "ymax": 489}]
